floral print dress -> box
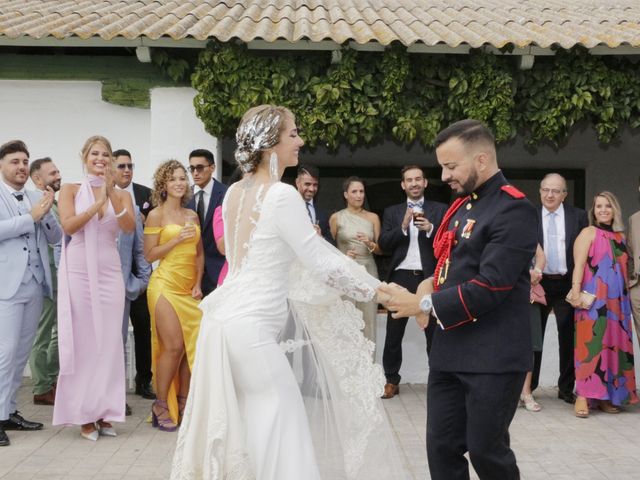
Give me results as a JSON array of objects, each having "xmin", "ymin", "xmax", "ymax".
[{"xmin": 575, "ymin": 226, "xmax": 638, "ymax": 406}]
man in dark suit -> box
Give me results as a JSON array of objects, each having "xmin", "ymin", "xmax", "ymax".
[
  {"xmin": 377, "ymin": 165, "xmax": 447, "ymax": 399},
  {"xmin": 380, "ymin": 120, "xmax": 538, "ymax": 480},
  {"xmin": 531, "ymin": 173, "xmax": 588, "ymax": 403},
  {"xmin": 295, "ymin": 164, "xmax": 332, "ymax": 243},
  {"xmin": 113, "ymin": 149, "xmax": 155, "ymax": 399},
  {"xmin": 187, "ymin": 149, "xmax": 228, "ymax": 296}
]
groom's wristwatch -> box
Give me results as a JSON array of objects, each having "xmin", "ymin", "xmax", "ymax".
[{"xmin": 419, "ymin": 294, "xmax": 433, "ymax": 315}]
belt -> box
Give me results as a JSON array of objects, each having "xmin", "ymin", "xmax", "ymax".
[
  {"xmin": 543, "ymin": 274, "xmax": 568, "ymax": 280},
  {"xmin": 397, "ymin": 269, "xmax": 423, "ymax": 276}
]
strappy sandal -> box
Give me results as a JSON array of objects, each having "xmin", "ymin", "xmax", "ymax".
[
  {"xmin": 152, "ymin": 400, "xmax": 178, "ymax": 432},
  {"xmin": 520, "ymin": 394, "xmax": 542, "ymax": 412},
  {"xmin": 178, "ymin": 395, "xmax": 188, "ymax": 424},
  {"xmin": 574, "ymin": 396, "xmax": 589, "ymax": 418},
  {"xmin": 598, "ymin": 400, "xmax": 621, "ymax": 414}
]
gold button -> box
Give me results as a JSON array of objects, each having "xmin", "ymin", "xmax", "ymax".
[
  {"xmin": 454, "ymin": 220, "xmax": 459, "ymax": 227},
  {"xmin": 466, "ymin": 204, "xmax": 472, "ymax": 210},
  {"xmin": 472, "ymin": 193, "xmax": 478, "ymax": 199}
]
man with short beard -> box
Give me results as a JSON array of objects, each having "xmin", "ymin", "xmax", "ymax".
[
  {"xmin": 378, "ymin": 165, "xmax": 447, "ymax": 399},
  {"xmin": 0, "ymin": 141, "xmax": 61, "ymax": 446},
  {"xmin": 380, "ymin": 120, "xmax": 537, "ymax": 480},
  {"xmin": 28, "ymin": 158, "xmax": 62, "ymax": 406}
]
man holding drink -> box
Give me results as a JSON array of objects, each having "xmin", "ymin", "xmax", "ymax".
[{"xmin": 377, "ymin": 165, "xmax": 447, "ymax": 398}]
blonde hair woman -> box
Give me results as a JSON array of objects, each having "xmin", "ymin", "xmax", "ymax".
[
  {"xmin": 53, "ymin": 135, "xmax": 135, "ymax": 441},
  {"xmin": 568, "ymin": 191, "xmax": 637, "ymax": 417}
]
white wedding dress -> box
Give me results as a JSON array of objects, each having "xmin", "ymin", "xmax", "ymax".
[{"xmin": 170, "ymin": 180, "xmax": 408, "ymax": 480}]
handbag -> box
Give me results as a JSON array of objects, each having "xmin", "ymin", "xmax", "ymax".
[
  {"xmin": 530, "ymin": 283, "xmax": 547, "ymax": 306},
  {"xmin": 565, "ymin": 290, "xmax": 596, "ymax": 310}
]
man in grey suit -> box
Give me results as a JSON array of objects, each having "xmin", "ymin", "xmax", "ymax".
[
  {"xmin": 118, "ymin": 208, "xmax": 152, "ymax": 414},
  {"xmin": 0, "ymin": 140, "xmax": 62, "ymax": 447}
]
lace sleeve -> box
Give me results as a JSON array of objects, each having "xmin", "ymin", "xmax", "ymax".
[{"xmin": 274, "ymin": 184, "xmax": 378, "ymax": 302}]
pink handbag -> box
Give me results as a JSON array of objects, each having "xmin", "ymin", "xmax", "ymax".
[{"xmin": 530, "ymin": 283, "xmax": 547, "ymax": 306}]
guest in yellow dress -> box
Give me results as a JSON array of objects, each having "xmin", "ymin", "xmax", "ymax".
[{"xmin": 144, "ymin": 160, "xmax": 204, "ymax": 431}]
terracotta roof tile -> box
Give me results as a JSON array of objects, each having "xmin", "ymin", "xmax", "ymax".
[{"xmin": 0, "ymin": 0, "xmax": 638, "ymax": 49}]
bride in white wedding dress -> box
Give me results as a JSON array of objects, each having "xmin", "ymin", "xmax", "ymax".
[{"xmin": 170, "ymin": 105, "xmax": 409, "ymax": 480}]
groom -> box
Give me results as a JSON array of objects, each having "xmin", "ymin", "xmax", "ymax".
[{"xmin": 379, "ymin": 120, "xmax": 537, "ymax": 480}]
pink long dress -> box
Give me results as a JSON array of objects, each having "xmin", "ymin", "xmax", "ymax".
[{"xmin": 53, "ymin": 176, "xmax": 126, "ymax": 425}]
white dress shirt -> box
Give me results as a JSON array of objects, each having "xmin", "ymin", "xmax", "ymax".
[
  {"xmin": 116, "ymin": 181, "xmax": 136, "ymax": 204},
  {"xmin": 194, "ymin": 179, "xmax": 214, "ymax": 217},
  {"xmin": 2, "ymin": 180, "xmax": 32, "ymax": 209},
  {"xmin": 542, "ymin": 203, "xmax": 567, "ymax": 275},
  {"xmin": 397, "ymin": 197, "xmax": 433, "ymax": 271}
]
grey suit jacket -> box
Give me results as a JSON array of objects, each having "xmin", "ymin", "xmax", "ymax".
[
  {"xmin": 627, "ymin": 210, "xmax": 640, "ymax": 288},
  {"xmin": 0, "ymin": 185, "xmax": 62, "ymax": 300},
  {"xmin": 118, "ymin": 209, "xmax": 151, "ymax": 301}
]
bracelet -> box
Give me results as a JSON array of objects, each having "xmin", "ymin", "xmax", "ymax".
[{"xmin": 115, "ymin": 207, "xmax": 127, "ymax": 219}]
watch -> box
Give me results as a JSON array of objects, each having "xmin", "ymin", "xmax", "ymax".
[{"xmin": 419, "ymin": 294, "xmax": 433, "ymax": 314}]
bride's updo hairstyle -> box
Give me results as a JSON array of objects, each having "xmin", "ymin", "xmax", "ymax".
[{"xmin": 234, "ymin": 104, "xmax": 293, "ymax": 174}]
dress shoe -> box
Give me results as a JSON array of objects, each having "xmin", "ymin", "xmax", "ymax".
[
  {"xmin": 34, "ymin": 389, "xmax": 55, "ymax": 406},
  {"xmin": 80, "ymin": 424, "xmax": 99, "ymax": 442},
  {"xmin": 135, "ymin": 382, "xmax": 157, "ymax": 400},
  {"xmin": 125, "ymin": 403, "xmax": 132, "ymax": 416},
  {"xmin": 0, "ymin": 428, "xmax": 9, "ymax": 446},
  {"xmin": 381, "ymin": 383, "xmax": 399, "ymax": 399},
  {"xmin": 98, "ymin": 421, "xmax": 117, "ymax": 437},
  {"xmin": 0, "ymin": 411, "xmax": 43, "ymax": 431},
  {"xmin": 557, "ymin": 391, "xmax": 577, "ymax": 404}
]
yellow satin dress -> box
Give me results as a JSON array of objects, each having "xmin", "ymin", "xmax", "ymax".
[{"xmin": 145, "ymin": 224, "xmax": 202, "ymax": 423}]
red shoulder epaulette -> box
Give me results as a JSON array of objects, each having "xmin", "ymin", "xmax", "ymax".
[{"xmin": 501, "ymin": 185, "xmax": 525, "ymax": 199}]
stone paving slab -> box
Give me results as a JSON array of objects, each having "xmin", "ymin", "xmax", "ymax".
[{"xmin": 1, "ymin": 381, "xmax": 639, "ymax": 479}]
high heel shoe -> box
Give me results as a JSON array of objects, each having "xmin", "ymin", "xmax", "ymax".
[
  {"xmin": 97, "ymin": 419, "xmax": 117, "ymax": 437},
  {"xmin": 151, "ymin": 400, "xmax": 178, "ymax": 432},
  {"xmin": 520, "ymin": 394, "xmax": 542, "ymax": 412},
  {"xmin": 80, "ymin": 423, "xmax": 99, "ymax": 441},
  {"xmin": 574, "ymin": 396, "xmax": 589, "ymax": 418},
  {"xmin": 178, "ymin": 395, "xmax": 188, "ymax": 424},
  {"xmin": 598, "ymin": 400, "xmax": 621, "ymax": 414}
]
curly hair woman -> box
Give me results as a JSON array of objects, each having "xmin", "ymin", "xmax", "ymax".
[{"xmin": 144, "ymin": 160, "xmax": 204, "ymax": 431}]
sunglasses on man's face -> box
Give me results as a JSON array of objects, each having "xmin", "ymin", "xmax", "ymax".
[
  {"xmin": 116, "ymin": 163, "xmax": 134, "ymax": 170},
  {"xmin": 189, "ymin": 165, "xmax": 209, "ymax": 173}
]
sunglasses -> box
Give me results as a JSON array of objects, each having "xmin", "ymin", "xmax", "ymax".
[
  {"xmin": 116, "ymin": 163, "xmax": 134, "ymax": 170},
  {"xmin": 189, "ymin": 165, "xmax": 210, "ymax": 173}
]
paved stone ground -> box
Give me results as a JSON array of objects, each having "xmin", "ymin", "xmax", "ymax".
[{"xmin": 1, "ymin": 381, "xmax": 640, "ymax": 479}]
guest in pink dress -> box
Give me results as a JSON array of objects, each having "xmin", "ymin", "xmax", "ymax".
[
  {"xmin": 53, "ymin": 136, "xmax": 135, "ymax": 441},
  {"xmin": 212, "ymin": 205, "xmax": 228, "ymax": 285}
]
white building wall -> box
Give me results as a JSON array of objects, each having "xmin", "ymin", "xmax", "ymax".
[{"xmin": 0, "ymin": 80, "xmax": 218, "ymax": 187}]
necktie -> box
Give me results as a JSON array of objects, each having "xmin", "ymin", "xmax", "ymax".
[
  {"xmin": 196, "ymin": 190, "xmax": 205, "ymax": 226},
  {"xmin": 408, "ymin": 200, "xmax": 424, "ymax": 209},
  {"xmin": 546, "ymin": 212, "xmax": 560, "ymax": 273},
  {"xmin": 305, "ymin": 201, "xmax": 315, "ymax": 224}
]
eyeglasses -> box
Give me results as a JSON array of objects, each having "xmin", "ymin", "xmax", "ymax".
[
  {"xmin": 540, "ymin": 188, "xmax": 565, "ymax": 195},
  {"xmin": 116, "ymin": 163, "xmax": 134, "ymax": 170},
  {"xmin": 189, "ymin": 165, "xmax": 210, "ymax": 173}
]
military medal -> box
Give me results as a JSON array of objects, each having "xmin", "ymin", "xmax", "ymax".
[{"xmin": 461, "ymin": 219, "xmax": 476, "ymax": 239}]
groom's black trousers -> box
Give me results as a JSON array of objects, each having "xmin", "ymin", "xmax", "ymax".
[{"xmin": 427, "ymin": 370, "xmax": 525, "ymax": 480}]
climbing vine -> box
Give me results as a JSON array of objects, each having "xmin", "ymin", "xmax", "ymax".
[{"xmin": 157, "ymin": 42, "xmax": 640, "ymax": 149}]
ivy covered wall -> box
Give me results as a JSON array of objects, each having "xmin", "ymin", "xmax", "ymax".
[{"xmin": 176, "ymin": 43, "xmax": 640, "ymax": 150}]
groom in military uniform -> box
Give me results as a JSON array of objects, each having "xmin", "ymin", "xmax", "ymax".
[{"xmin": 380, "ymin": 120, "xmax": 537, "ymax": 480}]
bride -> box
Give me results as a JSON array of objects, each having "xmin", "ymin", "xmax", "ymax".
[{"xmin": 170, "ymin": 105, "xmax": 408, "ymax": 480}]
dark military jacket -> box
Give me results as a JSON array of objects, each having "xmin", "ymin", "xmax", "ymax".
[{"xmin": 430, "ymin": 171, "xmax": 538, "ymax": 373}]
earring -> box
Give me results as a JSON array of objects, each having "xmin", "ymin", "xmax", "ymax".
[{"xmin": 269, "ymin": 152, "xmax": 279, "ymax": 182}]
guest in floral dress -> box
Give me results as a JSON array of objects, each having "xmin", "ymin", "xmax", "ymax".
[{"xmin": 568, "ymin": 191, "xmax": 638, "ymax": 418}]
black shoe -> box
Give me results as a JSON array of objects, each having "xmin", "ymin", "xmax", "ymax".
[
  {"xmin": 558, "ymin": 391, "xmax": 577, "ymax": 404},
  {"xmin": 0, "ymin": 411, "xmax": 43, "ymax": 431},
  {"xmin": 125, "ymin": 403, "xmax": 132, "ymax": 416},
  {"xmin": 0, "ymin": 428, "xmax": 9, "ymax": 446},
  {"xmin": 135, "ymin": 382, "xmax": 156, "ymax": 400}
]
